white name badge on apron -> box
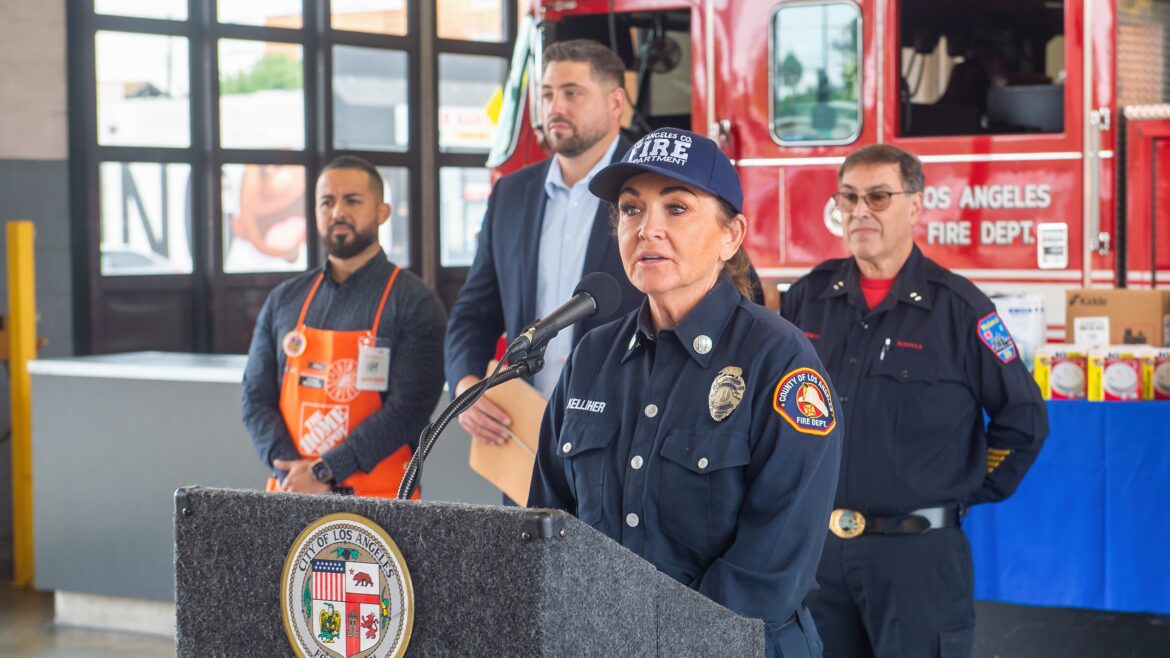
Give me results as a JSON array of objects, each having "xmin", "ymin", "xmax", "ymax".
[{"xmin": 357, "ymin": 341, "xmax": 391, "ymax": 392}]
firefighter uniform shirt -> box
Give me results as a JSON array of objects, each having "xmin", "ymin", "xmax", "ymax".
[
  {"xmin": 780, "ymin": 246, "xmax": 1048, "ymax": 513},
  {"xmin": 530, "ymin": 276, "xmax": 842, "ymax": 654}
]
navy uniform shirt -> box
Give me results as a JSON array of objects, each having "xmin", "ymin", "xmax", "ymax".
[
  {"xmin": 780, "ymin": 246, "xmax": 1048, "ymax": 515},
  {"xmin": 530, "ymin": 276, "xmax": 842, "ymax": 638}
]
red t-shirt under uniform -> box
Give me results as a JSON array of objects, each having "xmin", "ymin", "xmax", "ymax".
[{"xmin": 859, "ymin": 275, "xmax": 894, "ymax": 310}]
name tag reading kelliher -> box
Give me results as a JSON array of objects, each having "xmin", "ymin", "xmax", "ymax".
[{"xmin": 566, "ymin": 398, "xmax": 606, "ymax": 413}]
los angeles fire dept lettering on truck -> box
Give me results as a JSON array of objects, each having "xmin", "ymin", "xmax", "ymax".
[{"xmin": 494, "ymin": 1, "xmax": 1170, "ymax": 338}]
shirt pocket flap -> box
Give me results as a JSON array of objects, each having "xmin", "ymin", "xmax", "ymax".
[
  {"xmin": 870, "ymin": 350, "xmax": 939, "ymax": 383},
  {"xmin": 557, "ymin": 414, "xmax": 618, "ymax": 458},
  {"xmin": 660, "ymin": 428, "xmax": 751, "ymax": 474}
]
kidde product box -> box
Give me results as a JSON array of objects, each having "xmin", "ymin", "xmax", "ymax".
[
  {"xmin": 1153, "ymin": 347, "xmax": 1170, "ymax": 400},
  {"xmin": 1065, "ymin": 289, "xmax": 1170, "ymax": 347},
  {"xmin": 1087, "ymin": 346, "xmax": 1154, "ymax": 401},
  {"xmin": 1034, "ymin": 344, "xmax": 1088, "ymax": 400}
]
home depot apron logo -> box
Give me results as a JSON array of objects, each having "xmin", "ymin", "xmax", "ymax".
[
  {"xmin": 281, "ymin": 513, "xmax": 413, "ymax": 658},
  {"xmin": 299, "ymin": 403, "xmax": 351, "ymax": 455},
  {"xmin": 268, "ymin": 267, "xmax": 418, "ymax": 498}
]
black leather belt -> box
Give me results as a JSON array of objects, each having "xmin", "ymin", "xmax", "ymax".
[{"xmin": 829, "ymin": 505, "xmax": 961, "ymax": 539}]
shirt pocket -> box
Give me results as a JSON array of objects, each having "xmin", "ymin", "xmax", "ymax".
[
  {"xmin": 869, "ymin": 351, "xmax": 966, "ymax": 488},
  {"xmin": 556, "ymin": 414, "xmax": 618, "ymax": 526},
  {"xmin": 658, "ymin": 427, "xmax": 752, "ymax": 556}
]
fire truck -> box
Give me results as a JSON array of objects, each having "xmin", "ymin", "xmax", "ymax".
[{"xmin": 487, "ymin": 0, "xmax": 1170, "ymax": 338}]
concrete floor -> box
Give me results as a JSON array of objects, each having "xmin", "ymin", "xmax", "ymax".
[{"xmin": 0, "ymin": 587, "xmax": 173, "ymax": 657}]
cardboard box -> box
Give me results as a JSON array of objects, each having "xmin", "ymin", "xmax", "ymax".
[{"xmin": 1064, "ymin": 289, "xmax": 1170, "ymax": 347}]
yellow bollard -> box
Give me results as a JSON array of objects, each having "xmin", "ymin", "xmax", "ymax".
[{"xmin": 7, "ymin": 220, "xmax": 36, "ymax": 587}]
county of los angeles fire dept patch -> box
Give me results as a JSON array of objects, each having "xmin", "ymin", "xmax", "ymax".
[
  {"xmin": 977, "ymin": 311, "xmax": 1018, "ymax": 364},
  {"xmin": 281, "ymin": 513, "xmax": 413, "ymax": 658},
  {"xmin": 772, "ymin": 367, "xmax": 837, "ymax": 436}
]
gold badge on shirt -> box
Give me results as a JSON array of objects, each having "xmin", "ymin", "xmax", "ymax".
[{"xmin": 709, "ymin": 366, "xmax": 746, "ymax": 422}]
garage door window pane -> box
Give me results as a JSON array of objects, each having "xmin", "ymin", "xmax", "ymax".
[
  {"xmin": 332, "ymin": 0, "xmax": 408, "ymax": 36},
  {"xmin": 439, "ymin": 167, "xmax": 491, "ymax": 267},
  {"xmin": 96, "ymin": 32, "xmax": 190, "ymax": 147},
  {"xmin": 438, "ymin": 0, "xmax": 504, "ymax": 42},
  {"xmin": 222, "ymin": 164, "xmax": 307, "ymax": 273},
  {"xmin": 219, "ymin": 40, "xmax": 305, "ymax": 150},
  {"xmin": 217, "ymin": 0, "xmax": 302, "ymax": 29},
  {"xmin": 377, "ymin": 167, "xmax": 411, "ymax": 267},
  {"xmin": 333, "ymin": 46, "xmax": 410, "ymax": 152},
  {"xmin": 95, "ymin": 0, "xmax": 187, "ymax": 20},
  {"xmin": 100, "ymin": 162, "xmax": 193, "ymax": 276},
  {"xmin": 439, "ymin": 54, "xmax": 507, "ymax": 152}
]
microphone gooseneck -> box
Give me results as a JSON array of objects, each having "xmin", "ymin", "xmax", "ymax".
[{"xmin": 397, "ymin": 272, "xmax": 623, "ymax": 500}]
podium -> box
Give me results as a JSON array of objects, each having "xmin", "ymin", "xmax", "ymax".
[{"xmin": 174, "ymin": 487, "xmax": 764, "ymax": 656}]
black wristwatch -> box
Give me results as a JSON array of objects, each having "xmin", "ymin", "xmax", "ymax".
[{"xmin": 310, "ymin": 458, "xmax": 334, "ymax": 483}]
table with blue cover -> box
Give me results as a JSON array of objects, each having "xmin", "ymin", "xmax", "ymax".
[{"xmin": 964, "ymin": 400, "xmax": 1170, "ymax": 615}]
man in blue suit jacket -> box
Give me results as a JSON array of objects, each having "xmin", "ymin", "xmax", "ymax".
[{"xmin": 445, "ymin": 40, "xmax": 642, "ymax": 450}]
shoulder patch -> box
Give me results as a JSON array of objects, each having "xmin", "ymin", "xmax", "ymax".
[
  {"xmin": 772, "ymin": 367, "xmax": 837, "ymax": 436},
  {"xmin": 977, "ymin": 311, "xmax": 1018, "ymax": 364}
]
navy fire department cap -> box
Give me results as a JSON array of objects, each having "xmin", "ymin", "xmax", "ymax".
[{"xmin": 589, "ymin": 128, "xmax": 744, "ymax": 213}]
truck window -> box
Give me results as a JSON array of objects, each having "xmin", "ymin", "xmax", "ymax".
[
  {"xmin": 899, "ymin": 0, "xmax": 1065, "ymax": 137},
  {"xmin": 1118, "ymin": 0, "xmax": 1170, "ymax": 106},
  {"xmin": 770, "ymin": 1, "xmax": 862, "ymax": 145},
  {"xmin": 538, "ymin": 10, "xmax": 692, "ymax": 139}
]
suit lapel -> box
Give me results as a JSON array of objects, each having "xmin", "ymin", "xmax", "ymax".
[{"xmin": 520, "ymin": 161, "xmax": 551, "ymax": 327}]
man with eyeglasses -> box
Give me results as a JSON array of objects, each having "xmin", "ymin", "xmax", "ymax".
[{"xmin": 780, "ymin": 144, "xmax": 1048, "ymax": 658}]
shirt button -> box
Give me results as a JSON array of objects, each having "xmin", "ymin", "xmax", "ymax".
[
  {"xmin": 644, "ymin": 404, "xmax": 658, "ymax": 418},
  {"xmin": 861, "ymin": 322, "xmax": 869, "ymax": 329},
  {"xmin": 630, "ymin": 455, "xmax": 644, "ymax": 470},
  {"xmin": 900, "ymin": 369, "xmax": 910, "ymax": 379},
  {"xmin": 841, "ymin": 396, "xmax": 849, "ymax": 403},
  {"xmin": 561, "ymin": 442, "xmax": 572, "ymax": 454},
  {"xmin": 626, "ymin": 513, "xmax": 640, "ymax": 528},
  {"xmin": 697, "ymin": 457, "xmax": 709, "ymax": 470},
  {"xmin": 848, "ymin": 357, "xmax": 859, "ymax": 365}
]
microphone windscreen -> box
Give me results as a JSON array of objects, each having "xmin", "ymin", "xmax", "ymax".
[{"xmin": 574, "ymin": 272, "xmax": 622, "ymax": 320}]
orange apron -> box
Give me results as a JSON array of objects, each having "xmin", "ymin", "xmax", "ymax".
[{"xmin": 266, "ymin": 266, "xmax": 417, "ymax": 498}]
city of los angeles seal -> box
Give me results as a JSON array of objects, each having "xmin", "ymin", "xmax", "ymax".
[{"xmin": 281, "ymin": 513, "xmax": 413, "ymax": 658}]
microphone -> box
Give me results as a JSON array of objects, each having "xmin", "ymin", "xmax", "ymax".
[{"xmin": 509, "ymin": 272, "xmax": 622, "ymax": 354}]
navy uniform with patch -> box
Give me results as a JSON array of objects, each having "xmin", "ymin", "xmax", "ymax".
[
  {"xmin": 780, "ymin": 245, "xmax": 1048, "ymax": 657},
  {"xmin": 530, "ymin": 275, "xmax": 843, "ymax": 657}
]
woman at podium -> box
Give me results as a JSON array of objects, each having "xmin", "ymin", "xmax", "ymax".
[{"xmin": 529, "ymin": 128, "xmax": 843, "ymax": 657}]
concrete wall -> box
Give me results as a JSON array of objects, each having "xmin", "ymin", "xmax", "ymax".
[{"xmin": 0, "ymin": 0, "xmax": 70, "ymax": 578}]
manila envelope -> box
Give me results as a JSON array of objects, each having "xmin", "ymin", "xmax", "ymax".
[{"xmin": 468, "ymin": 361, "xmax": 547, "ymax": 506}]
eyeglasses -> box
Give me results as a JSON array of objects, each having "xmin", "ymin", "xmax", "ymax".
[{"xmin": 832, "ymin": 190, "xmax": 911, "ymax": 212}]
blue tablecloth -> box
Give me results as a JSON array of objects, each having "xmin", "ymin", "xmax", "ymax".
[{"xmin": 965, "ymin": 401, "xmax": 1170, "ymax": 614}]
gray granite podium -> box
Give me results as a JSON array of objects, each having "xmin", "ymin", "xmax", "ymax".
[{"xmin": 174, "ymin": 486, "xmax": 764, "ymax": 657}]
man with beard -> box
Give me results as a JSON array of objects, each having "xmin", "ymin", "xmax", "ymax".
[
  {"xmin": 445, "ymin": 40, "xmax": 644, "ymax": 462},
  {"xmin": 242, "ymin": 155, "xmax": 447, "ymax": 498}
]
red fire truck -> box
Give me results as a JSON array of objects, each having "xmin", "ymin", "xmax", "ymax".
[{"xmin": 487, "ymin": 0, "xmax": 1170, "ymax": 338}]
